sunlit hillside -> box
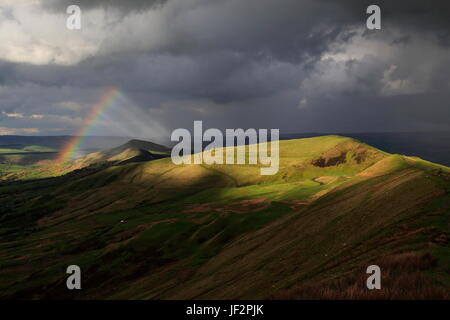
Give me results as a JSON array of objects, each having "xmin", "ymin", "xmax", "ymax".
[{"xmin": 0, "ymin": 136, "xmax": 449, "ymax": 299}]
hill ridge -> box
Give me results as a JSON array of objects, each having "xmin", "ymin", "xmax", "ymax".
[{"xmin": 0, "ymin": 135, "xmax": 449, "ymax": 299}]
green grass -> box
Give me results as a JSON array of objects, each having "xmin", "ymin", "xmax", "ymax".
[
  {"xmin": 1, "ymin": 135, "xmax": 449, "ymax": 299},
  {"xmin": 0, "ymin": 144, "xmax": 58, "ymax": 181},
  {"xmin": 0, "ymin": 145, "xmax": 55, "ymax": 153}
]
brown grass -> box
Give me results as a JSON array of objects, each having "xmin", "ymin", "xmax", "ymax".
[{"xmin": 272, "ymin": 252, "xmax": 449, "ymax": 300}]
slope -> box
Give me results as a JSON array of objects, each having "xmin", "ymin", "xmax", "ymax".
[
  {"xmin": 0, "ymin": 135, "xmax": 449, "ymax": 299},
  {"xmin": 70, "ymin": 139, "xmax": 170, "ymax": 167},
  {"xmin": 0, "ymin": 139, "xmax": 171, "ymax": 181}
]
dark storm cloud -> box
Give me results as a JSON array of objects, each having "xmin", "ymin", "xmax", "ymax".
[
  {"xmin": 22, "ymin": 0, "xmax": 361, "ymax": 99},
  {"xmin": 321, "ymin": 0, "xmax": 450, "ymax": 47},
  {"xmin": 2, "ymin": 0, "xmax": 450, "ymax": 135},
  {"xmin": 1, "ymin": 50, "xmax": 306, "ymax": 105},
  {"xmin": 43, "ymin": 0, "xmax": 168, "ymax": 14},
  {"xmin": 170, "ymin": 0, "xmax": 358, "ymax": 63},
  {"xmin": 0, "ymin": 61, "xmax": 15, "ymax": 85},
  {"xmin": 324, "ymin": 0, "xmax": 450, "ymax": 29}
]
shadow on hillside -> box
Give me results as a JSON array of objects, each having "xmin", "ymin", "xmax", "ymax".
[{"xmin": 271, "ymin": 252, "xmax": 449, "ymax": 300}]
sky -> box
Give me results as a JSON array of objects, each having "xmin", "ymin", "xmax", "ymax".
[{"xmin": 0, "ymin": 0, "xmax": 449, "ymax": 137}]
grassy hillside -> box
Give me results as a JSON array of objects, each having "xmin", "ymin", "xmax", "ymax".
[
  {"xmin": 58, "ymin": 139, "xmax": 170, "ymax": 171},
  {"xmin": 0, "ymin": 144, "xmax": 55, "ymax": 154},
  {"xmin": 0, "ymin": 144, "xmax": 58, "ymax": 181},
  {"xmin": 0, "ymin": 135, "xmax": 449, "ymax": 299},
  {"xmin": 0, "ymin": 139, "xmax": 170, "ymax": 182}
]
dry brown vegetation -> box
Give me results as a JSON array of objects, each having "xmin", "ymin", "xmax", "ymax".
[{"xmin": 272, "ymin": 252, "xmax": 449, "ymax": 300}]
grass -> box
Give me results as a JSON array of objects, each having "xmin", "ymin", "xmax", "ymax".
[
  {"xmin": 0, "ymin": 135, "xmax": 449, "ymax": 299},
  {"xmin": 0, "ymin": 145, "xmax": 55, "ymax": 154},
  {"xmin": 272, "ymin": 252, "xmax": 448, "ymax": 300},
  {"xmin": 0, "ymin": 144, "xmax": 58, "ymax": 181}
]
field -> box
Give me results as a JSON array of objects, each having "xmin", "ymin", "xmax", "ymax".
[{"xmin": 0, "ymin": 144, "xmax": 58, "ymax": 181}]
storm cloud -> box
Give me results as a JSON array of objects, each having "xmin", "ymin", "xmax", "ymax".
[
  {"xmin": 43, "ymin": 0, "xmax": 169, "ymax": 14},
  {"xmin": 0, "ymin": 0, "xmax": 449, "ymax": 137}
]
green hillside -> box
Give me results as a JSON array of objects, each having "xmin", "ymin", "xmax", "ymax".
[
  {"xmin": 0, "ymin": 135, "xmax": 449, "ymax": 299},
  {"xmin": 63, "ymin": 139, "xmax": 170, "ymax": 169},
  {"xmin": 0, "ymin": 144, "xmax": 58, "ymax": 181},
  {"xmin": 0, "ymin": 145, "xmax": 55, "ymax": 154},
  {"xmin": 0, "ymin": 139, "xmax": 170, "ymax": 181}
]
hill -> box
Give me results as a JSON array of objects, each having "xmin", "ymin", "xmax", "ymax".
[
  {"xmin": 71, "ymin": 139, "xmax": 171, "ymax": 168},
  {"xmin": 0, "ymin": 135, "xmax": 449, "ymax": 299},
  {"xmin": 281, "ymin": 131, "xmax": 450, "ymax": 166},
  {"xmin": 109, "ymin": 139, "xmax": 171, "ymax": 155},
  {"xmin": 0, "ymin": 135, "xmax": 132, "ymax": 151},
  {"xmin": 0, "ymin": 144, "xmax": 58, "ymax": 181},
  {"xmin": 0, "ymin": 139, "xmax": 171, "ymax": 181}
]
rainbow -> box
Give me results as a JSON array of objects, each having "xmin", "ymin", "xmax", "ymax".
[{"xmin": 55, "ymin": 87, "xmax": 120, "ymax": 165}]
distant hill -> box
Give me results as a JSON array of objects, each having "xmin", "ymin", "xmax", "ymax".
[
  {"xmin": 105, "ymin": 139, "xmax": 171, "ymax": 156},
  {"xmin": 280, "ymin": 132, "xmax": 450, "ymax": 166},
  {"xmin": 0, "ymin": 139, "xmax": 171, "ymax": 181},
  {"xmin": 72, "ymin": 139, "xmax": 170, "ymax": 167},
  {"xmin": 0, "ymin": 144, "xmax": 55, "ymax": 154},
  {"xmin": 0, "ymin": 144, "xmax": 58, "ymax": 179},
  {"xmin": 0, "ymin": 135, "xmax": 449, "ymax": 299},
  {"xmin": 0, "ymin": 135, "xmax": 131, "ymax": 150},
  {"xmin": 1, "ymin": 132, "xmax": 449, "ymax": 166}
]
